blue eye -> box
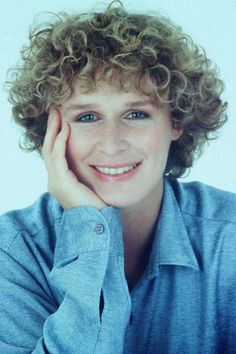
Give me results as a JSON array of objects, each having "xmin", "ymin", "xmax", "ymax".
[
  {"xmin": 75, "ymin": 110, "xmax": 149, "ymax": 123},
  {"xmin": 127, "ymin": 111, "xmax": 149, "ymax": 120},
  {"xmin": 77, "ymin": 113, "xmax": 98, "ymax": 123}
]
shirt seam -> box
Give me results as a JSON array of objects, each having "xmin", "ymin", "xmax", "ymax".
[
  {"xmin": 179, "ymin": 209, "xmax": 236, "ymax": 225},
  {"xmin": 2, "ymin": 228, "xmax": 123, "ymax": 257},
  {"xmin": 0, "ymin": 247, "xmax": 50, "ymax": 290},
  {"xmin": 3, "ymin": 216, "xmax": 62, "ymax": 253}
]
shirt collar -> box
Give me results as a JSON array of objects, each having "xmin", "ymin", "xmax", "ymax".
[{"xmin": 147, "ymin": 178, "xmax": 199, "ymax": 278}]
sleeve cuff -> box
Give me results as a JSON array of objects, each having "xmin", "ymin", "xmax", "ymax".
[{"xmin": 54, "ymin": 205, "xmax": 123, "ymax": 265}]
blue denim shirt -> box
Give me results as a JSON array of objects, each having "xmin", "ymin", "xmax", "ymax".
[{"xmin": 1, "ymin": 178, "xmax": 236, "ymax": 353}]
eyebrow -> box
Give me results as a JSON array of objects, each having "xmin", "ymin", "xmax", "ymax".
[{"xmin": 64, "ymin": 99, "xmax": 156, "ymax": 111}]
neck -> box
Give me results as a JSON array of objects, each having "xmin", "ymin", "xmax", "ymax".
[
  {"xmin": 120, "ymin": 181, "xmax": 164, "ymax": 290},
  {"xmin": 120, "ymin": 180, "xmax": 163, "ymax": 240}
]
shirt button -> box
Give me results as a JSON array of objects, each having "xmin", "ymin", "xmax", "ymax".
[{"xmin": 95, "ymin": 224, "xmax": 105, "ymax": 234}]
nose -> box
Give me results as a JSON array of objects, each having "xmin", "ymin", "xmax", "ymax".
[{"xmin": 97, "ymin": 121, "xmax": 129, "ymax": 155}]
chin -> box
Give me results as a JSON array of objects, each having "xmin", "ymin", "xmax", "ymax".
[{"xmin": 97, "ymin": 193, "xmax": 141, "ymax": 209}]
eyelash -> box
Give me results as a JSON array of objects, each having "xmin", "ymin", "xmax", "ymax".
[{"xmin": 76, "ymin": 111, "xmax": 150, "ymax": 123}]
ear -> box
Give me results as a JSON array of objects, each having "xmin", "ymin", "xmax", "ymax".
[{"xmin": 172, "ymin": 127, "xmax": 183, "ymax": 141}]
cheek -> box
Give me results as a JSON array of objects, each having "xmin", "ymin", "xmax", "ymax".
[
  {"xmin": 66, "ymin": 126, "xmax": 94, "ymax": 164},
  {"xmin": 139, "ymin": 128, "xmax": 171, "ymax": 154}
]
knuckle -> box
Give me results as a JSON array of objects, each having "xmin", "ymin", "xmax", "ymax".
[{"xmin": 51, "ymin": 150, "xmax": 61, "ymax": 159}]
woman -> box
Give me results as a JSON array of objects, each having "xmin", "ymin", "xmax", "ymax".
[{"xmin": 1, "ymin": 1, "xmax": 236, "ymax": 353}]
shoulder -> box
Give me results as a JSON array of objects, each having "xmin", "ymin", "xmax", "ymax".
[
  {"xmin": 168, "ymin": 178, "xmax": 236, "ymax": 224},
  {"xmin": 167, "ymin": 179, "xmax": 236, "ymax": 274},
  {"xmin": 0, "ymin": 193, "xmax": 63, "ymax": 253}
]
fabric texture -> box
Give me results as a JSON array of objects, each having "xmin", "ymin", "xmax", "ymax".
[{"xmin": 0, "ymin": 178, "xmax": 236, "ymax": 353}]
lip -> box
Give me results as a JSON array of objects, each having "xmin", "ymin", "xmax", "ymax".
[
  {"xmin": 90, "ymin": 161, "xmax": 142, "ymax": 183},
  {"xmin": 91, "ymin": 161, "xmax": 141, "ymax": 168}
]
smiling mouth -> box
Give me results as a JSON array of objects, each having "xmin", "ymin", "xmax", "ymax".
[{"xmin": 91, "ymin": 162, "xmax": 142, "ymax": 176}]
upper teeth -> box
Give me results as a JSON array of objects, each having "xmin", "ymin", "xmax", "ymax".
[{"xmin": 95, "ymin": 165, "xmax": 137, "ymax": 175}]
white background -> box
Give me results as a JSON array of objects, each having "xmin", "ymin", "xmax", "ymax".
[{"xmin": 0, "ymin": 0, "xmax": 235, "ymax": 214}]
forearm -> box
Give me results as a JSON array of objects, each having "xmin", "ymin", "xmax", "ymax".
[
  {"xmin": 0, "ymin": 206, "xmax": 130, "ymax": 354},
  {"xmin": 34, "ymin": 206, "xmax": 111, "ymax": 353},
  {"xmin": 33, "ymin": 253, "xmax": 108, "ymax": 353}
]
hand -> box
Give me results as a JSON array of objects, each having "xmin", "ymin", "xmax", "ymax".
[{"xmin": 42, "ymin": 108, "xmax": 107, "ymax": 210}]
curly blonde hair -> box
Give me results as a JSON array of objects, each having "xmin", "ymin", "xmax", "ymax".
[{"xmin": 7, "ymin": 0, "xmax": 227, "ymax": 178}]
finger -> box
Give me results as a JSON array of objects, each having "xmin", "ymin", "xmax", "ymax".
[
  {"xmin": 52, "ymin": 123, "xmax": 70, "ymax": 160},
  {"xmin": 42, "ymin": 108, "xmax": 61, "ymax": 156},
  {"xmin": 49, "ymin": 123, "xmax": 71, "ymax": 178}
]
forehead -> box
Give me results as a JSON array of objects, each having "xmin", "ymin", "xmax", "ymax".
[
  {"xmin": 66, "ymin": 71, "xmax": 157, "ymax": 100},
  {"xmin": 62, "ymin": 78, "xmax": 158, "ymax": 111},
  {"xmin": 71, "ymin": 68, "xmax": 157, "ymax": 94}
]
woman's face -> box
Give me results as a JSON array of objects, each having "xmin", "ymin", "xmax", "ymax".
[{"xmin": 59, "ymin": 80, "xmax": 181, "ymax": 208}]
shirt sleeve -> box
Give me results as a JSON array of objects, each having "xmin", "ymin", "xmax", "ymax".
[{"xmin": 0, "ymin": 206, "xmax": 131, "ymax": 354}]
